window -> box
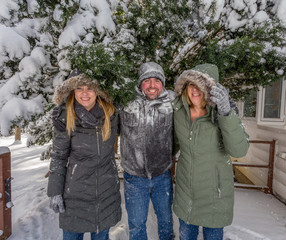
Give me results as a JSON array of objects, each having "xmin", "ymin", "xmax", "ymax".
[
  {"xmin": 257, "ymin": 77, "xmax": 286, "ymax": 125},
  {"xmin": 263, "ymin": 79, "xmax": 283, "ymax": 119}
]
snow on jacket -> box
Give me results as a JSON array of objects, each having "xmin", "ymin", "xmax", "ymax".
[
  {"xmin": 47, "ymin": 74, "xmax": 121, "ymax": 233},
  {"xmin": 172, "ymin": 64, "xmax": 249, "ymax": 228},
  {"xmin": 119, "ymin": 87, "xmax": 175, "ymax": 179}
]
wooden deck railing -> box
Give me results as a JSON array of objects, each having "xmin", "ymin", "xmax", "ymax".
[
  {"xmin": 0, "ymin": 147, "xmax": 12, "ymax": 240},
  {"xmin": 232, "ymin": 140, "xmax": 276, "ymax": 194}
]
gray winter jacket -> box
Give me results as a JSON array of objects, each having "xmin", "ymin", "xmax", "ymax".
[
  {"xmin": 47, "ymin": 103, "xmax": 121, "ymax": 233},
  {"xmin": 119, "ymin": 87, "xmax": 174, "ymax": 179}
]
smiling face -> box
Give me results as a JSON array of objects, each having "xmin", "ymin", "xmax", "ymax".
[
  {"xmin": 74, "ymin": 85, "xmax": 97, "ymax": 111},
  {"xmin": 141, "ymin": 78, "xmax": 163, "ymax": 100},
  {"xmin": 187, "ymin": 84, "xmax": 205, "ymax": 107}
]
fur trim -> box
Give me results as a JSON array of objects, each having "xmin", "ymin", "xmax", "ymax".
[
  {"xmin": 175, "ymin": 70, "xmax": 217, "ymax": 106},
  {"xmin": 53, "ymin": 74, "xmax": 113, "ymax": 105}
]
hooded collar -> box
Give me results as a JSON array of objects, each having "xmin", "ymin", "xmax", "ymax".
[
  {"xmin": 174, "ymin": 64, "xmax": 219, "ymax": 108},
  {"xmin": 53, "ymin": 74, "xmax": 113, "ymax": 106}
]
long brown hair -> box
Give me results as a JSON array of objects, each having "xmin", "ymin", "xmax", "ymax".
[
  {"xmin": 182, "ymin": 84, "xmax": 207, "ymax": 109},
  {"xmin": 65, "ymin": 91, "xmax": 115, "ymax": 141}
]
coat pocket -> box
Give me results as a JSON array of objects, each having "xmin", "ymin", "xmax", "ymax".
[
  {"xmin": 123, "ymin": 112, "xmax": 139, "ymax": 127},
  {"xmin": 64, "ymin": 162, "xmax": 83, "ymax": 196},
  {"xmin": 157, "ymin": 108, "xmax": 172, "ymax": 127}
]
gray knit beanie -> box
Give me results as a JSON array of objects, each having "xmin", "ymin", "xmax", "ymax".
[{"xmin": 138, "ymin": 62, "xmax": 165, "ymax": 86}]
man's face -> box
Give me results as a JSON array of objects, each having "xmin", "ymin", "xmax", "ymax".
[{"xmin": 141, "ymin": 78, "xmax": 163, "ymax": 100}]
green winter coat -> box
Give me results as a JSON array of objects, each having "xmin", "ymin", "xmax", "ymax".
[{"xmin": 172, "ymin": 64, "xmax": 249, "ymax": 228}]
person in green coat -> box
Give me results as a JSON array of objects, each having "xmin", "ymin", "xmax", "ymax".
[{"xmin": 172, "ymin": 63, "xmax": 249, "ymax": 240}]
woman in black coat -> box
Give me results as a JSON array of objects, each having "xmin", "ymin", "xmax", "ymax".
[{"xmin": 47, "ymin": 70, "xmax": 121, "ymax": 240}]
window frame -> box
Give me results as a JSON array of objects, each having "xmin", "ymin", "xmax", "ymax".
[{"xmin": 257, "ymin": 77, "xmax": 286, "ymax": 126}]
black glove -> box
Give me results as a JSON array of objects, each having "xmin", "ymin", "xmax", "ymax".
[
  {"xmin": 50, "ymin": 194, "xmax": 65, "ymax": 213},
  {"xmin": 210, "ymin": 83, "xmax": 231, "ymax": 116}
]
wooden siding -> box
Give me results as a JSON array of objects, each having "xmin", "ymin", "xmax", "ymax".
[{"xmin": 239, "ymin": 118, "xmax": 286, "ymax": 202}]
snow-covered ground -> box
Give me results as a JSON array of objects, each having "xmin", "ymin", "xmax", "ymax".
[{"xmin": 0, "ymin": 135, "xmax": 286, "ymax": 240}]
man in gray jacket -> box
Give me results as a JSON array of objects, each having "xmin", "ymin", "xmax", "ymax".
[{"xmin": 120, "ymin": 62, "xmax": 174, "ymax": 240}]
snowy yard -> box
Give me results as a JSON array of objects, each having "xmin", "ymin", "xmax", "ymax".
[{"xmin": 1, "ymin": 135, "xmax": 286, "ymax": 240}]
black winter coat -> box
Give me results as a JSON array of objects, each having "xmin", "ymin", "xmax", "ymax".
[{"xmin": 47, "ymin": 103, "xmax": 121, "ymax": 233}]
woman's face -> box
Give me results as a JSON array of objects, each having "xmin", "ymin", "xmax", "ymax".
[
  {"xmin": 188, "ymin": 84, "xmax": 204, "ymax": 106},
  {"xmin": 75, "ymin": 86, "xmax": 97, "ymax": 111}
]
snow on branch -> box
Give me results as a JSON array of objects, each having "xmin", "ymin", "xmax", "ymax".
[
  {"xmin": 0, "ymin": 25, "xmax": 30, "ymax": 65},
  {"xmin": 0, "ymin": 95, "xmax": 45, "ymax": 136}
]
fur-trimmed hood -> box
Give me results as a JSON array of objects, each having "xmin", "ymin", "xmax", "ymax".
[
  {"xmin": 174, "ymin": 64, "xmax": 219, "ymax": 107},
  {"xmin": 53, "ymin": 73, "xmax": 113, "ymax": 106}
]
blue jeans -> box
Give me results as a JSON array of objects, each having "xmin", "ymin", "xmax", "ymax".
[
  {"xmin": 124, "ymin": 170, "xmax": 174, "ymax": 240},
  {"xmin": 63, "ymin": 229, "xmax": 109, "ymax": 240},
  {"xmin": 179, "ymin": 219, "xmax": 223, "ymax": 240}
]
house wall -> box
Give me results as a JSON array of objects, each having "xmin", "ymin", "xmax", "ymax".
[{"xmin": 239, "ymin": 117, "xmax": 286, "ymax": 202}]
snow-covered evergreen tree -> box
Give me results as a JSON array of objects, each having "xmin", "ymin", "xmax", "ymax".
[
  {"xmin": 67, "ymin": 0, "xmax": 286, "ymax": 100},
  {"xmin": 0, "ymin": 0, "xmax": 118, "ymax": 145},
  {"xmin": 0, "ymin": 0, "xmax": 285, "ymax": 146}
]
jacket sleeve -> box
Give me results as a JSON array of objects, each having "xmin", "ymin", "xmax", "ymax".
[
  {"xmin": 217, "ymin": 109, "xmax": 249, "ymax": 158},
  {"xmin": 47, "ymin": 128, "xmax": 71, "ymax": 197}
]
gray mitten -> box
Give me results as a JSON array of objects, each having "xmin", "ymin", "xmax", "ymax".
[
  {"xmin": 50, "ymin": 194, "xmax": 65, "ymax": 213},
  {"xmin": 210, "ymin": 83, "xmax": 231, "ymax": 116}
]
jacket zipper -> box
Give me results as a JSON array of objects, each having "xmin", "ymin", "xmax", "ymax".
[
  {"xmin": 144, "ymin": 104, "xmax": 151, "ymax": 179},
  {"xmin": 96, "ymin": 126, "xmax": 101, "ymax": 155},
  {"xmin": 95, "ymin": 126, "xmax": 100, "ymax": 232},
  {"xmin": 188, "ymin": 120, "xmax": 193, "ymax": 222}
]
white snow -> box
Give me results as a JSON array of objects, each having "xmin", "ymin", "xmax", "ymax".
[
  {"xmin": 253, "ymin": 11, "xmax": 269, "ymax": 24},
  {"xmin": 58, "ymin": 13, "xmax": 90, "ymax": 49},
  {"xmin": 0, "ymin": 0, "xmax": 19, "ymax": 21},
  {"xmin": 0, "ymin": 46, "xmax": 50, "ymax": 137},
  {"xmin": 0, "ymin": 74, "xmax": 21, "ymax": 104},
  {"xmin": 53, "ymin": 5, "xmax": 63, "ymax": 22},
  {"xmin": 0, "ymin": 135, "xmax": 286, "ymax": 240},
  {"xmin": 272, "ymin": 0, "xmax": 286, "ymax": 22},
  {"xmin": 27, "ymin": 0, "xmax": 40, "ymax": 15},
  {"xmin": 0, "ymin": 96, "xmax": 45, "ymax": 136},
  {"xmin": 0, "ymin": 146, "xmax": 9, "ymax": 154},
  {"xmin": 226, "ymin": 10, "xmax": 249, "ymax": 32},
  {"xmin": 231, "ymin": 0, "xmax": 246, "ymax": 12},
  {"xmin": 58, "ymin": 0, "xmax": 116, "ymax": 49},
  {"xmin": 0, "ymin": 25, "xmax": 30, "ymax": 66}
]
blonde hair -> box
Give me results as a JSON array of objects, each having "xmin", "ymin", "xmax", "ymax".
[
  {"xmin": 182, "ymin": 84, "xmax": 207, "ymax": 109},
  {"xmin": 66, "ymin": 92, "xmax": 115, "ymax": 141}
]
